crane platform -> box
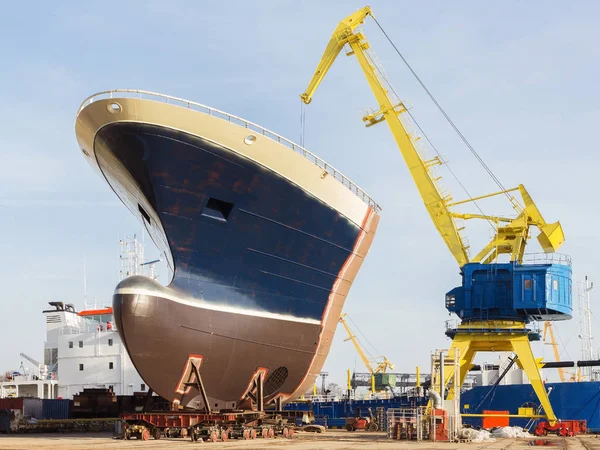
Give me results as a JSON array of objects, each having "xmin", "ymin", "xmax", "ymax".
[{"xmin": 446, "ymin": 260, "xmax": 572, "ymax": 324}]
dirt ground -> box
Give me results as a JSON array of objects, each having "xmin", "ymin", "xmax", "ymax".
[{"xmin": 0, "ymin": 430, "xmax": 599, "ymax": 450}]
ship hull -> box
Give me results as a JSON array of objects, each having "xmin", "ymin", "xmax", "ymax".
[
  {"xmin": 285, "ymin": 381, "xmax": 600, "ymax": 431},
  {"xmin": 113, "ymin": 277, "xmax": 323, "ymax": 409},
  {"xmin": 76, "ymin": 92, "xmax": 379, "ymax": 407},
  {"xmin": 461, "ymin": 381, "xmax": 600, "ymax": 431}
]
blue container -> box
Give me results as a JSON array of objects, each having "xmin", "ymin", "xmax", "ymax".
[
  {"xmin": 41, "ymin": 399, "xmax": 72, "ymax": 420},
  {"xmin": 446, "ymin": 262, "xmax": 572, "ymax": 322},
  {"xmin": 0, "ymin": 409, "xmax": 10, "ymax": 433}
]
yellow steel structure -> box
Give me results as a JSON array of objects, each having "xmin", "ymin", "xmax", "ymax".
[
  {"xmin": 442, "ymin": 322, "xmax": 556, "ymax": 423},
  {"xmin": 339, "ymin": 313, "xmax": 394, "ymax": 374},
  {"xmin": 542, "ymin": 321, "xmax": 578, "ymax": 382},
  {"xmin": 302, "ymin": 6, "xmax": 564, "ymax": 424},
  {"xmin": 300, "ymin": 6, "xmax": 564, "ymax": 267}
]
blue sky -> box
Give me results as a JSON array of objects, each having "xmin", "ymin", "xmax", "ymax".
[{"xmin": 1, "ymin": 1, "xmax": 599, "ymax": 386}]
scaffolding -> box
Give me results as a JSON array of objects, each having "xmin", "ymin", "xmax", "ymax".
[{"xmin": 386, "ymin": 407, "xmax": 426, "ymax": 441}]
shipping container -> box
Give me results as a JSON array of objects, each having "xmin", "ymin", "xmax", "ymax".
[
  {"xmin": 73, "ymin": 388, "xmax": 118, "ymax": 418},
  {"xmin": 0, "ymin": 399, "xmax": 23, "ymax": 411},
  {"xmin": 41, "ymin": 399, "xmax": 72, "ymax": 420},
  {"xmin": 0, "ymin": 409, "xmax": 10, "ymax": 433},
  {"xmin": 0, "ymin": 398, "xmax": 42, "ymax": 418}
]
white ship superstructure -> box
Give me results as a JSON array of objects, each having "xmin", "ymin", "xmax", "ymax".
[{"xmin": 45, "ymin": 301, "xmax": 146, "ymax": 399}]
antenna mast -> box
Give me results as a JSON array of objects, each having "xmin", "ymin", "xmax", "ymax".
[
  {"xmin": 578, "ymin": 276, "xmax": 595, "ymax": 380},
  {"xmin": 119, "ymin": 234, "xmax": 160, "ymax": 281},
  {"xmin": 83, "ymin": 254, "xmax": 88, "ymax": 310}
]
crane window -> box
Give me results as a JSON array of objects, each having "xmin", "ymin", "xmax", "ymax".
[
  {"xmin": 553, "ymin": 280, "xmax": 559, "ymax": 290},
  {"xmin": 524, "ymin": 279, "xmax": 532, "ymax": 290}
]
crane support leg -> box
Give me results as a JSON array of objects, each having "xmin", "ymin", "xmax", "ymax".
[
  {"xmin": 511, "ymin": 336, "xmax": 556, "ymax": 425},
  {"xmin": 443, "ymin": 321, "xmax": 557, "ymax": 425},
  {"xmin": 443, "ymin": 341, "xmax": 475, "ymax": 397}
]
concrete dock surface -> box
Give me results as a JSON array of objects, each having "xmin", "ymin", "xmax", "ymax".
[{"xmin": 0, "ymin": 430, "xmax": 600, "ymax": 449}]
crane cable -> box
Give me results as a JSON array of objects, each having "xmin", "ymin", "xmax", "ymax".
[
  {"xmin": 362, "ymin": 44, "xmax": 496, "ymax": 231},
  {"xmin": 300, "ymin": 100, "xmax": 306, "ymax": 147},
  {"xmin": 371, "ymin": 16, "xmax": 522, "ymax": 214},
  {"xmin": 363, "ymin": 47, "xmax": 497, "ymax": 232}
]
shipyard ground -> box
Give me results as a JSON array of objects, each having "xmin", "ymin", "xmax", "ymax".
[{"xmin": 0, "ymin": 431, "xmax": 599, "ymax": 449}]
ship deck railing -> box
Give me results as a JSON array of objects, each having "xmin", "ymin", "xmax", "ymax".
[
  {"xmin": 79, "ymin": 89, "xmax": 381, "ymax": 213},
  {"xmin": 58, "ymin": 325, "xmax": 118, "ymax": 335}
]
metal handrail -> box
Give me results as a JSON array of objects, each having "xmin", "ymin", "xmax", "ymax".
[
  {"xmin": 78, "ymin": 89, "xmax": 381, "ymax": 213},
  {"xmin": 521, "ymin": 253, "xmax": 572, "ymax": 266}
]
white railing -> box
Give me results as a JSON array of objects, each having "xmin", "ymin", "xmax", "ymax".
[
  {"xmin": 59, "ymin": 325, "xmax": 118, "ymax": 335},
  {"xmin": 521, "ymin": 253, "xmax": 571, "ymax": 266},
  {"xmin": 79, "ymin": 89, "xmax": 381, "ymax": 213}
]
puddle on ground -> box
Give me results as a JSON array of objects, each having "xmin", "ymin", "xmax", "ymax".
[{"xmin": 527, "ymin": 440, "xmax": 560, "ymax": 446}]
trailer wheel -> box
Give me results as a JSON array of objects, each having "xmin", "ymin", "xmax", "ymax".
[
  {"xmin": 153, "ymin": 429, "xmax": 162, "ymax": 440},
  {"xmin": 346, "ymin": 424, "xmax": 355, "ymax": 432},
  {"xmin": 243, "ymin": 429, "xmax": 250, "ymax": 440},
  {"xmin": 368, "ymin": 422, "xmax": 378, "ymax": 432},
  {"xmin": 221, "ymin": 430, "xmax": 229, "ymax": 442},
  {"xmin": 262, "ymin": 428, "xmax": 269, "ymax": 439},
  {"xmin": 268, "ymin": 428, "xmax": 275, "ymax": 439},
  {"xmin": 180, "ymin": 427, "xmax": 188, "ymax": 438},
  {"xmin": 283, "ymin": 427, "xmax": 289, "ymax": 438},
  {"xmin": 210, "ymin": 430, "xmax": 218, "ymax": 442},
  {"xmin": 250, "ymin": 429, "xmax": 257, "ymax": 439},
  {"xmin": 141, "ymin": 428, "xmax": 150, "ymax": 441},
  {"xmin": 288, "ymin": 427, "xmax": 294, "ymax": 439}
]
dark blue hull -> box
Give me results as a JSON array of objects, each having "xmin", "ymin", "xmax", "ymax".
[
  {"xmin": 284, "ymin": 395, "xmax": 424, "ymax": 428},
  {"xmin": 461, "ymin": 382, "xmax": 600, "ymax": 431},
  {"xmin": 97, "ymin": 122, "xmax": 362, "ymax": 320},
  {"xmin": 77, "ymin": 93, "xmax": 379, "ymax": 408},
  {"xmin": 285, "ymin": 382, "xmax": 600, "ymax": 431}
]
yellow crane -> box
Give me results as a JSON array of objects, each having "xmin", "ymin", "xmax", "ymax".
[
  {"xmin": 339, "ymin": 313, "xmax": 394, "ymax": 374},
  {"xmin": 300, "ymin": 6, "xmax": 563, "ymax": 266},
  {"xmin": 543, "ymin": 321, "xmax": 578, "ymax": 382},
  {"xmin": 543, "ymin": 321, "xmax": 566, "ymax": 382},
  {"xmin": 301, "ymin": 6, "xmax": 567, "ymax": 424}
]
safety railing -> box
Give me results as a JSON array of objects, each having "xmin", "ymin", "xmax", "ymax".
[
  {"xmin": 59, "ymin": 324, "xmax": 118, "ymax": 335},
  {"xmin": 79, "ymin": 90, "xmax": 381, "ymax": 213},
  {"xmin": 521, "ymin": 253, "xmax": 571, "ymax": 266}
]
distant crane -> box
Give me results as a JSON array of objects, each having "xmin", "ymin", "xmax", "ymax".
[
  {"xmin": 19, "ymin": 353, "xmax": 48, "ymax": 380},
  {"xmin": 543, "ymin": 322, "xmax": 567, "ymax": 382},
  {"xmin": 339, "ymin": 313, "xmax": 394, "ymax": 374}
]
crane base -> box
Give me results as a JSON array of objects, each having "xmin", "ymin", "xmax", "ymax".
[{"xmin": 443, "ymin": 320, "xmax": 557, "ymax": 425}]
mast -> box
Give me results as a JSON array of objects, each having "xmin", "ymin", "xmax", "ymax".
[{"xmin": 578, "ymin": 276, "xmax": 595, "ymax": 380}]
